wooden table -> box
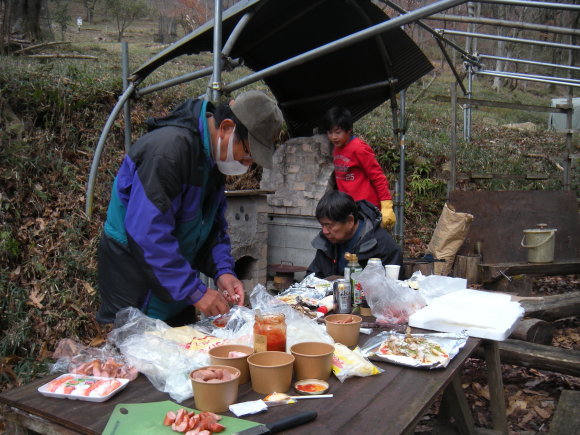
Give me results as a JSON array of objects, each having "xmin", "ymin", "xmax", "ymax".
[{"xmin": 1, "ymin": 330, "xmax": 482, "ymax": 435}]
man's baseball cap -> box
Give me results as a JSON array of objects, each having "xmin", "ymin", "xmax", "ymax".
[{"xmin": 231, "ymin": 90, "xmax": 284, "ymax": 169}]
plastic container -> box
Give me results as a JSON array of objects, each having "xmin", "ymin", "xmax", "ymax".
[
  {"xmin": 325, "ymin": 314, "xmax": 362, "ymax": 347},
  {"xmin": 189, "ymin": 365, "xmax": 240, "ymax": 412},
  {"xmin": 385, "ymin": 264, "xmax": 401, "ymax": 280},
  {"xmin": 38, "ymin": 374, "xmax": 129, "ymax": 402},
  {"xmin": 521, "ymin": 224, "xmax": 557, "ymax": 263},
  {"xmin": 208, "ymin": 344, "xmax": 254, "ymax": 384},
  {"xmin": 253, "ymin": 313, "xmax": 287, "ymax": 352},
  {"xmin": 290, "ymin": 342, "xmax": 334, "ymax": 381},
  {"xmin": 247, "ymin": 351, "xmax": 294, "ymax": 394}
]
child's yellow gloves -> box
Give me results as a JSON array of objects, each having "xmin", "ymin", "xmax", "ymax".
[{"xmin": 380, "ymin": 200, "xmax": 396, "ymax": 229}]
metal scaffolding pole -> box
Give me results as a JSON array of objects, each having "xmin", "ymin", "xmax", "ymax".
[
  {"xmin": 478, "ymin": 0, "xmax": 580, "ymax": 11},
  {"xmin": 436, "ymin": 29, "xmax": 580, "ymax": 51},
  {"xmin": 430, "ymin": 14, "xmax": 580, "ymax": 37},
  {"xmin": 86, "ymin": 84, "xmax": 136, "ymax": 217},
  {"xmin": 477, "ymin": 54, "xmax": 580, "ymax": 73},
  {"xmin": 209, "ymin": 0, "xmax": 223, "ymax": 102},
  {"xmin": 121, "ymin": 42, "xmax": 131, "ymax": 154},
  {"xmin": 475, "ymin": 70, "xmax": 580, "ymax": 87}
]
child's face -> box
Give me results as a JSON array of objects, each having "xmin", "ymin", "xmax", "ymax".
[{"xmin": 327, "ymin": 127, "xmax": 351, "ymax": 148}]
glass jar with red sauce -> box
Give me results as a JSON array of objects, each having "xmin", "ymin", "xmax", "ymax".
[{"xmin": 253, "ymin": 313, "xmax": 286, "ymax": 352}]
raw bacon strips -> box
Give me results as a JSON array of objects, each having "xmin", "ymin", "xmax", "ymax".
[{"xmin": 163, "ymin": 408, "xmax": 225, "ymax": 434}]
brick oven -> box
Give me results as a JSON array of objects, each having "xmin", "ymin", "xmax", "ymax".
[
  {"xmin": 224, "ymin": 190, "xmax": 269, "ymax": 291},
  {"xmin": 224, "ymin": 135, "xmax": 334, "ymax": 289}
]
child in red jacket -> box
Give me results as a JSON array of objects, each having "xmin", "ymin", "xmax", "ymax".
[{"xmin": 323, "ymin": 106, "xmax": 395, "ymax": 229}]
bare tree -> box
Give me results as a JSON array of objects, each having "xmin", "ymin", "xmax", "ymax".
[
  {"xmin": 104, "ymin": 0, "xmax": 150, "ymax": 42},
  {"xmin": 82, "ymin": 0, "xmax": 98, "ymax": 24}
]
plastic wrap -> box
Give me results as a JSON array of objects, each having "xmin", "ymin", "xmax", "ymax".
[
  {"xmin": 331, "ymin": 343, "xmax": 383, "ymax": 383},
  {"xmin": 401, "ymin": 272, "xmax": 466, "ymax": 304},
  {"xmin": 356, "ymin": 262, "xmax": 426, "ymax": 324},
  {"xmin": 360, "ymin": 330, "xmax": 467, "ymax": 369},
  {"xmin": 108, "ymin": 307, "xmax": 210, "ymax": 402},
  {"xmin": 50, "ymin": 338, "xmax": 138, "ymax": 380},
  {"xmin": 250, "ymin": 284, "xmax": 334, "ymax": 349}
]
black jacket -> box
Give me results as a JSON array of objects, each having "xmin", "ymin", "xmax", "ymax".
[{"xmin": 307, "ymin": 200, "xmax": 403, "ymax": 278}]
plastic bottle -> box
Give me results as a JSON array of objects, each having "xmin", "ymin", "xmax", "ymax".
[{"xmin": 344, "ymin": 253, "xmax": 362, "ymax": 307}]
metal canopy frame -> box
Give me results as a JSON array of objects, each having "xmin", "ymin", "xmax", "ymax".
[{"xmin": 86, "ymin": 0, "xmax": 578, "ymax": 251}]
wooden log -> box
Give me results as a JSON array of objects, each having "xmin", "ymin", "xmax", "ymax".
[
  {"xmin": 24, "ymin": 54, "xmax": 98, "ymax": 60},
  {"xmin": 509, "ymin": 318, "xmax": 554, "ymax": 344},
  {"xmin": 473, "ymin": 339, "xmax": 580, "ymax": 377},
  {"xmin": 549, "ymin": 390, "xmax": 580, "ymax": 435},
  {"xmin": 454, "ymin": 254, "xmax": 481, "ymax": 285},
  {"xmin": 518, "ymin": 291, "xmax": 580, "ymax": 321}
]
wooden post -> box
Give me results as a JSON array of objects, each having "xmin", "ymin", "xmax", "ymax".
[
  {"xmin": 482, "ymin": 340, "xmax": 508, "ymax": 434},
  {"xmin": 453, "ymin": 254, "xmax": 481, "ymax": 285}
]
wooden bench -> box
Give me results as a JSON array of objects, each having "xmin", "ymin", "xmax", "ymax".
[{"xmin": 550, "ymin": 390, "xmax": 580, "ymax": 435}]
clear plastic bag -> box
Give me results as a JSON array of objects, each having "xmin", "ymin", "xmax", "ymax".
[
  {"xmin": 50, "ymin": 338, "xmax": 138, "ymax": 380},
  {"xmin": 108, "ymin": 307, "xmax": 210, "ymax": 402},
  {"xmin": 356, "ymin": 262, "xmax": 426, "ymax": 324}
]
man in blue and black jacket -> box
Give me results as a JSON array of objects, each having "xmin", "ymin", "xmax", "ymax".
[{"xmin": 97, "ymin": 91, "xmax": 283, "ymax": 325}]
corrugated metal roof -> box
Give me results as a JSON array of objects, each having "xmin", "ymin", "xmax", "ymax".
[{"xmin": 131, "ymin": 0, "xmax": 433, "ymax": 137}]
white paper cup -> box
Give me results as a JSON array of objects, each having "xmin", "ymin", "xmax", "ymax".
[{"xmin": 385, "ymin": 265, "xmax": 400, "ymax": 280}]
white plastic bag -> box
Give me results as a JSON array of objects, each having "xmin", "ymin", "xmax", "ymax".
[{"xmin": 357, "ymin": 262, "xmax": 426, "ymax": 324}]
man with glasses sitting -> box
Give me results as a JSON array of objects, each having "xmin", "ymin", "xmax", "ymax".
[{"xmin": 307, "ymin": 190, "xmax": 402, "ymax": 279}]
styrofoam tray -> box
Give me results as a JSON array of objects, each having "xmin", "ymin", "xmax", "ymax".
[
  {"xmin": 38, "ymin": 373, "xmax": 129, "ymax": 402},
  {"xmin": 408, "ymin": 289, "xmax": 524, "ymax": 341}
]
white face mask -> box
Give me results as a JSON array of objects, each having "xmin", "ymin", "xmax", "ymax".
[{"xmin": 215, "ymin": 127, "xmax": 249, "ymax": 176}]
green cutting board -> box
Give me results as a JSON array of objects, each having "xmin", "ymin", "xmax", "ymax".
[{"xmin": 102, "ymin": 400, "xmax": 262, "ymax": 435}]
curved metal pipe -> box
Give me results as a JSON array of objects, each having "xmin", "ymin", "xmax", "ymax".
[{"xmin": 85, "ymin": 83, "xmax": 136, "ymax": 218}]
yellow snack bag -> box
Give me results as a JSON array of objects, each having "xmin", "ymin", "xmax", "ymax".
[{"xmin": 331, "ymin": 343, "xmax": 383, "ymax": 383}]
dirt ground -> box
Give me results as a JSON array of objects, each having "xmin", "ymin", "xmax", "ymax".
[{"xmin": 416, "ymin": 275, "xmax": 580, "ymax": 434}]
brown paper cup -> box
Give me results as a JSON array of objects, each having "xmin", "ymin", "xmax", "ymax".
[
  {"xmin": 290, "ymin": 342, "xmax": 334, "ymax": 381},
  {"xmin": 247, "ymin": 351, "xmax": 294, "ymax": 394},
  {"xmin": 189, "ymin": 365, "xmax": 240, "ymax": 412},
  {"xmin": 208, "ymin": 344, "xmax": 254, "ymax": 384},
  {"xmin": 325, "ymin": 314, "xmax": 362, "ymax": 347}
]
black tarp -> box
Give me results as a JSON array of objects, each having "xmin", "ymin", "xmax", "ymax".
[{"xmin": 130, "ymin": 0, "xmax": 434, "ymax": 137}]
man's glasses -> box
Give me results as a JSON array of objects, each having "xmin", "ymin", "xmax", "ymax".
[{"xmin": 319, "ymin": 221, "xmax": 339, "ymax": 230}]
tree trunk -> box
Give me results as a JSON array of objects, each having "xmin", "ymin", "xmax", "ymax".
[{"xmin": 10, "ymin": 0, "xmax": 44, "ymax": 41}]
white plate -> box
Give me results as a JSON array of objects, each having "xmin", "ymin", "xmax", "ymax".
[{"xmin": 38, "ymin": 373, "xmax": 130, "ymax": 402}]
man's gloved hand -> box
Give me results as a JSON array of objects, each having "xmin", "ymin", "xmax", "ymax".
[{"xmin": 380, "ymin": 200, "xmax": 396, "ymax": 229}]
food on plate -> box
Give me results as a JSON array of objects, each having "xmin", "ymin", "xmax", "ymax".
[
  {"xmin": 82, "ymin": 379, "xmax": 122, "ymax": 396},
  {"xmin": 71, "ymin": 358, "xmax": 138, "ymax": 380},
  {"xmin": 39, "ymin": 374, "xmax": 129, "ymax": 401},
  {"xmin": 46, "ymin": 375, "xmax": 75, "ymax": 393},
  {"xmin": 295, "ymin": 382, "xmax": 327, "ymax": 393},
  {"xmin": 190, "ymin": 367, "xmax": 235, "ymax": 383},
  {"xmin": 163, "ymin": 408, "xmax": 225, "ymax": 434},
  {"xmin": 377, "ymin": 329, "xmax": 449, "ymax": 364}
]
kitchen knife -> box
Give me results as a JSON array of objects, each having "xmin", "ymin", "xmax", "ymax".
[{"xmin": 234, "ymin": 411, "xmax": 317, "ymax": 434}]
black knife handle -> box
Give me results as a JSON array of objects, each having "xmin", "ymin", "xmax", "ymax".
[{"xmin": 267, "ymin": 411, "xmax": 318, "ymax": 433}]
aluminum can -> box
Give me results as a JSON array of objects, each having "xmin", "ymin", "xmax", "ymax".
[{"xmin": 333, "ymin": 279, "xmax": 352, "ymax": 314}]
